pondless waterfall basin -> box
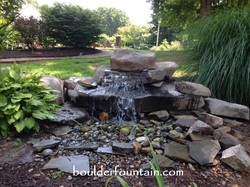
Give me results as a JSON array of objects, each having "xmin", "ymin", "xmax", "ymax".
[{"xmin": 64, "ymin": 49, "xmax": 205, "ymax": 123}]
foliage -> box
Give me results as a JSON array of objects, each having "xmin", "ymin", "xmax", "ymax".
[
  {"xmin": 117, "ymin": 24, "xmax": 153, "ymax": 49},
  {"xmin": 96, "ymin": 7, "xmax": 129, "ymax": 36},
  {"xmin": 96, "ymin": 34, "xmax": 116, "ymax": 48},
  {"xmin": 50, "ymin": 171, "xmax": 64, "ymax": 179},
  {"xmin": 1, "ymin": 57, "xmax": 110, "ymax": 80},
  {"xmin": 40, "ymin": 3, "xmax": 102, "ymax": 48},
  {"xmin": 147, "ymin": 0, "xmax": 250, "ymax": 31},
  {"xmin": 14, "ymin": 138, "xmax": 22, "ymax": 147},
  {"xmin": 0, "ymin": 65, "xmax": 59, "ymax": 137},
  {"xmin": 151, "ymin": 39, "xmax": 183, "ymax": 51},
  {"xmin": 14, "ymin": 16, "xmax": 42, "ymax": 50},
  {"xmin": 183, "ymin": 8, "xmax": 250, "ymax": 106}
]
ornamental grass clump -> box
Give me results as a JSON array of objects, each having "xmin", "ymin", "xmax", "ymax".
[
  {"xmin": 183, "ymin": 9, "xmax": 250, "ymax": 106},
  {"xmin": 0, "ymin": 64, "xmax": 60, "ymax": 136}
]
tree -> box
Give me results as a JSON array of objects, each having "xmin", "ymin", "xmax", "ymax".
[
  {"xmin": 147, "ymin": 0, "xmax": 249, "ymax": 30},
  {"xmin": 96, "ymin": 7, "xmax": 129, "ymax": 36},
  {"xmin": 40, "ymin": 3, "xmax": 102, "ymax": 48},
  {"xmin": 0, "ymin": 0, "xmax": 24, "ymax": 48},
  {"xmin": 117, "ymin": 24, "xmax": 153, "ymax": 49},
  {"xmin": 14, "ymin": 16, "xmax": 41, "ymax": 50}
]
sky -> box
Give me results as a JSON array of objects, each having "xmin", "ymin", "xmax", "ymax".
[{"xmin": 35, "ymin": 0, "xmax": 152, "ymax": 25}]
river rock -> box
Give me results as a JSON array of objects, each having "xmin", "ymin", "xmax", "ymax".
[
  {"xmin": 205, "ymin": 98, "xmax": 250, "ymax": 120},
  {"xmin": 168, "ymin": 130, "xmax": 185, "ymax": 139},
  {"xmin": 133, "ymin": 142, "xmax": 141, "ymax": 154},
  {"xmin": 221, "ymin": 144, "xmax": 250, "ymax": 171},
  {"xmin": 41, "ymin": 75, "xmax": 64, "ymax": 105},
  {"xmin": 110, "ymin": 49, "xmax": 156, "ymax": 71},
  {"xmin": 188, "ymin": 140, "xmax": 221, "ymax": 165},
  {"xmin": 198, "ymin": 112, "xmax": 223, "ymax": 129},
  {"xmin": 148, "ymin": 110, "xmax": 170, "ymax": 121},
  {"xmin": 175, "ymin": 81, "xmax": 211, "ymax": 97}
]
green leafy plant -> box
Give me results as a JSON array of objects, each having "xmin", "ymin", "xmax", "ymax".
[
  {"xmin": 14, "ymin": 138, "xmax": 22, "ymax": 147},
  {"xmin": 50, "ymin": 171, "xmax": 64, "ymax": 179},
  {"xmin": 0, "ymin": 64, "xmax": 59, "ymax": 136}
]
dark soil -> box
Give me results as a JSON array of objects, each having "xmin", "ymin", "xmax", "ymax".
[{"xmin": 0, "ymin": 47, "xmax": 101, "ymax": 59}]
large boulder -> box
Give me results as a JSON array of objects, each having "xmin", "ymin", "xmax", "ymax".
[
  {"xmin": 205, "ymin": 98, "xmax": 250, "ymax": 120},
  {"xmin": 110, "ymin": 49, "xmax": 156, "ymax": 71},
  {"xmin": 41, "ymin": 75, "xmax": 64, "ymax": 105}
]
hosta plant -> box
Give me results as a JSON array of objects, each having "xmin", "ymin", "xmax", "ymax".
[{"xmin": 0, "ymin": 65, "xmax": 60, "ymax": 137}]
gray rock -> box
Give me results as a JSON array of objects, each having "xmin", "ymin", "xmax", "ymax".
[
  {"xmin": 164, "ymin": 142, "xmax": 196, "ymax": 164},
  {"xmin": 188, "ymin": 140, "xmax": 221, "ymax": 165},
  {"xmin": 64, "ymin": 79, "xmax": 77, "ymax": 90},
  {"xmin": 147, "ymin": 61, "xmax": 179, "ymax": 83},
  {"xmin": 77, "ymin": 77, "xmax": 96, "ymax": 88},
  {"xmin": 223, "ymin": 118, "xmax": 243, "ymax": 127},
  {"xmin": 198, "ymin": 112, "xmax": 223, "ymax": 129},
  {"xmin": 168, "ymin": 130, "xmax": 185, "ymax": 139},
  {"xmin": 42, "ymin": 156, "xmax": 89, "ymax": 174},
  {"xmin": 54, "ymin": 102, "xmax": 90, "ymax": 125},
  {"xmin": 205, "ymin": 98, "xmax": 250, "ymax": 120},
  {"xmin": 175, "ymin": 81, "xmax": 211, "ymax": 97},
  {"xmin": 136, "ymin": 136, "xmax": 149, "ymax": 143},
  {"xmin": 213, "ymin": 131, "xmax": 240, "ymax": 149},
  {"xmin": 112, "ymin": 142, "xmax": 133, "ymax": 154},
  {"xmin": 42, "ymin": 149, "xmax": 53, "ymax": 156},
  {"xmin": 148, "ymin": 110, "xmax": 170, "ymax": 121},
  {"xmin": 110, "ymin": 49, "xmax": 156, "ymax": 71},
  {"xmin": 142, "ymin": 155, "xmax": 176, "ymax": 170},
  {"xmin": 186, "ymin": 120, "xmax": 214, "ymax": 137},
  {"xmin": 174, "ymin": 118, "xmax": 197, "ymax": 129},
  {"xmin": 33, "ymin": 139, "xmax": 61, "ymax": 152},
  {"xmin": 96, "ymin": 147, "xmax": 125, "ymax": 155},
  {"xmin": 92, "ymin": 65, "xmax": 111, "ymax": 84},
  {"xmin": 41, "ymin": 75, "xmax": 64, "ymax": 105},
  {"xmin": 188, "ymin": 133, "xmax": 214, "ymax": 141},
  {"xmin": 151, "ymin": 141, "xmax": 161, "ymax": 149},
  {"xmin": 64, "ymin": 144, "xmax": 99, "ymax": 151},
  {"xmin": 47, "ymin": 126, "xmax": 72, "ymax": 136},
  {"xmin": 221, "ymin": 144, "xmax": 250, "ymax": 171}
]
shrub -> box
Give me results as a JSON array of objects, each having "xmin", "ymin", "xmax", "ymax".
[
  {"xmin": 183, "ymin": 8, "xmax": 250, "ymax": 106},
  {"xmin": 0, "ymin": 65, "xmax": 59, "ymax": 137}
]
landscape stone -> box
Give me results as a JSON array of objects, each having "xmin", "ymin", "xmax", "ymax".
[
  {"xmin": 164, "ymin": 142, "xmax": 196, "ymax": 164},
  {"xmin": 112, "ymin": 142, "xmax": 133, "ymax": 154},
  {"xmin": 223, "ymin": 118, "xmax": 243, "ymax": 127},
  {"xmin": 41, "ymin": 75, "xmax": 64, "ymax": 105},
  {"xmin": 189, "ymin": 133, "xmax": 214, "ymax": 141},
  {"xmin": 77, "ymin": 77, "xmax": 96, "ymax": 88},
  {"xmin": 96, "ymin": 147, "xmax": 125, "ymax": 155},
  {"xmin": 141, "ymin": 147, "xmax": 151, "ymax": 154},
  {"xmin": 33, "ymin": 139, "xmax": 61, "ymax": 152},
  {"xmin": 173, "ymin": 118, "xmax": 197, "ymax": 129},
  {"xmin": 42, "ymin": 149, "xmax": 53, "ymax": 157},
  {"xmin": 221, "ymin": 144, "xmax": 250, "ymax": 171},
  {"xmin": 175, "ymin": 81, "xmax": 211, "ymax": 97},
  {"xmin": 92, "ymin": 65, "xmax": 111, "ymax": 84},
  {"xmin": 168, "ymin": 130, "xmax": 185, "ymax": 139},
  {"xmin": 54, "ymin": 102, "xmax": 90, "ymax": 125},
  {"xmin": 147, "ymin": 61, "xmax": 179, "ymax": 83},
  {"xmin": 188, "ymin": 140, "xmax": 221, "ymax": 165},
  {"xmin": 42, "ymin": 156, "xmax": 89, "ymax": 174},
  {"xmin": 47, "ymin": 126, "xmax": 72, "ymax": 136},
  {"xmin": 148, "ymin": 110, "xmax": 170, "ymax": 121},
  {"xmin": 198, "ymin": 112, "xmax": 223, "ymax": 129},
  {"xmin": 213, "ymin": 131, "xmax": 241, "ymax": 149},
  {"xmin": 64, "ymin": 79, "xmax": 77, "ymax": 90},
  {"xmin": 110, "ymin": 49, "xmax": 156, "ymax": 71},
  {"xmin": 142, "ymin": 155, "xmax": 176, "ymax": 170},
  {"xmin": 186, "ymin": 120, "xmax": 214, "ymax": 137},
  {"xmin": 133, "ymin": 142, "xmax": 141, "ymax": 154},
  {"xmin": 151, "ymin": 141, "xmax": 161, "ymax": 149},
  {"xmin": 205, "ymin": 98, "xmax": 250, "ymax": 120},
  {"xmin": 136, "ymin": 136, "xmax": 149, "ymax": 143},
  {"xmin": 64, "ymin": 143, "xmax": 99, "ymax": 151}
]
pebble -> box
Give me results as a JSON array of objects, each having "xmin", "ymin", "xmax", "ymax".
[
  {"xmin": 42, "ymin": 149, "xmax": 53, "ymax": 157},
  {"xmin": 67, "ymin": 175, "xmax": 73, "ymax": 181}
]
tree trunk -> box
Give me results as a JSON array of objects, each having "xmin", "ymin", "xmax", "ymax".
[{"xmin": 200, "ymin": 0, "xmax": 213, "ymax": 17}]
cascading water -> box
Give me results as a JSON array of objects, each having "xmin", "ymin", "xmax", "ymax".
[{"xmin": 103, "ymin": 70, "xmax": 148, "ymax": 124}]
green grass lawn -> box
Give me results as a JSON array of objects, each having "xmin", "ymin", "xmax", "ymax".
[{"xmin": 0, "ymin": 51, "xmax": 196, "ymax": 80}]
